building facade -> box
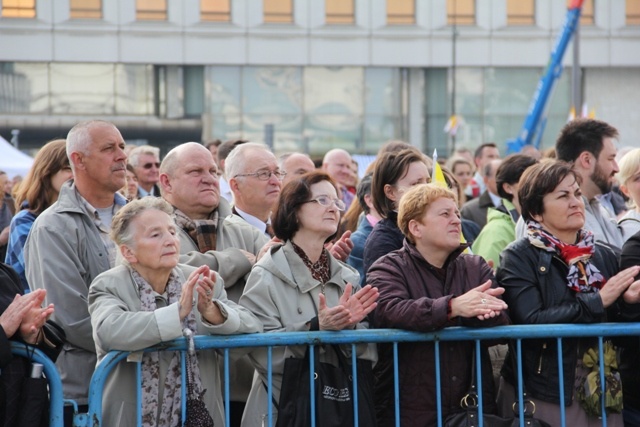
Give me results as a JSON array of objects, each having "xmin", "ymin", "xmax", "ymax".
[{"xmin": 0, "ymin": 0, "xmax": 639, "ymax": 156}]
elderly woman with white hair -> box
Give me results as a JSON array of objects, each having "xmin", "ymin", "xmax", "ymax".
[{"xmin": 88, "ymin": 197, "xmax": 261, "ymax": 427}]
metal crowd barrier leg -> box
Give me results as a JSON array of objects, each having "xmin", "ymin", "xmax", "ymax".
[{"xmin": 10, "ymin": 342, "xmax": 65, "ymax": 427}]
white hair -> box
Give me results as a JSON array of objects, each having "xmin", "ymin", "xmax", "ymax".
[
  {"xmin": 225, "ymin": 142, "xmax": 272, "ymax": 179},
  {"xmin": 128, "ymin": 145, "xmax": 161, "ymax": 167}
]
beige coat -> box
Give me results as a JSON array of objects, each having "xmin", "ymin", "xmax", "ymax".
[
  {"xmin": 239, "ymin": 241, "xmax": 377, "ymax": 427},
  {"xmin": 88, "ymin": 263, "xmax": 262, "ymax": 427}
]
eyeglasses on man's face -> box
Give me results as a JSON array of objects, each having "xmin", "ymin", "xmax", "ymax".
[
  {"xmin": 305, "ymin": 196, "xmax": 346, "ymax": 212},
  {"xmin": 142, "ymin": 162, "xmax": 160, "ymax": 170},
  {"xmin": 235, "ymin": 170, "xmax": 286, "ymax": 181}
]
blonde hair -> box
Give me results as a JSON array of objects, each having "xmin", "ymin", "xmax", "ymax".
[
  {"xmin": 617, "ymin": 148, "xmax": 640, "ymax": 208},
  {"xmin": 398, "ymin": 184, "xmax": 457, "ymax": 244}
]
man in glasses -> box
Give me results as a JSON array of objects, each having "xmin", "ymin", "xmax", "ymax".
[
  {"xmin": 226, "ymin": 143, "xmax": 284, "ymax": 239},
  {"xmin": 128, "ymin": 145, "xmax": 161, "ymax": 198}
]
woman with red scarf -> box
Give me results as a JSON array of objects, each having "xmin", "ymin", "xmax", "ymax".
[{"xmin": 496, "ymin": 160, "xmax": 640, "ymax": 426}]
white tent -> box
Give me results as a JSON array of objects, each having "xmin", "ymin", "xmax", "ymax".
[{"xmin": 0, "ymin": 134, "xmax": 33, "ymax": 178}]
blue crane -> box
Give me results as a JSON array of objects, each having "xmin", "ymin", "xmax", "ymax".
[{"xmin": 506, "ymin": 0, "xmax": 584, "ymax": 154}]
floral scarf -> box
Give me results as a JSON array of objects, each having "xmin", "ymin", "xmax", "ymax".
[
  {"xmin": 131, "ymin": 267, "xmax": 203, "ymax": 427},
  {"xmin": 526, "ymin": 220, "xmax": 606, "ymax": 293}
]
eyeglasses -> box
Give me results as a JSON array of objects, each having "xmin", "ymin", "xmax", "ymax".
[
  {"xmin": 143, "ymin": 162, "xmax": 160, "ymax": 170},
  {"xmin": 235, "ymin": 170, "xmax": 286, "ymax": 181},
  {"xmin": 305, "ymin": 196, "xmax": 346, "ymax": 212}
]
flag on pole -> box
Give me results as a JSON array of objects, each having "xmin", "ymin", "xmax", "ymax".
[
  {"xmin": 443, "ymin": 115, "xmax": 459, "ymax": 136},
  {"xmin": 432, "ymin": 149, "xmax": 469, "ymax": 248},
  {"xmin": 432, "ymin": 149, "xmax": 447, "ymax": 188}
]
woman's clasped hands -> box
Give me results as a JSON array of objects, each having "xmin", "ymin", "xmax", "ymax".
[
  {"xmin": 179, "ymin": 265, "xmax": 225, "ymax": 325},
  {"xmin": 318, "ymin": 283, "xmax": 379, "ymax": 331},
  {"xmin": 450, "ymin": 280, "xmax": 508, "ymax": 321}
]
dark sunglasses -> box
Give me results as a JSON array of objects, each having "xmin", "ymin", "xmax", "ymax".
[{"xmin": 143, "ymin": 162, "xmax": 160, "ymax": 169}]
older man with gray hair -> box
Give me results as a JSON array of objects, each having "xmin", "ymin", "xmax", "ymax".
[
  {"xmin": 128, "ymin": 144, "xmax": 161, "ymax": 197},
  {"xmin": 25, "ymin": 120, "xmax": 128, "ymax": 425},
  {"xmin": 225, "ymin": 143, "xmax": 284, "ymax": 238}
]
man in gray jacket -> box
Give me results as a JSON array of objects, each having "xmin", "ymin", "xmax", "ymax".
[
  {"xmin": 159, "ymin": 142, "xmax": 269, "ymax": 426},
  {"xmin": 24, "ymin": 120, "xmax": 128, "ymax": 425}
]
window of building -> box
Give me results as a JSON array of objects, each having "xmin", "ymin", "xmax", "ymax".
[
  {"xmin": 201, "ymin": 0, "xmax": 230, "ymax": 22},
  {"xmin": 387, "ymin": 0, "xmax": 415, "ymax": 25},
  {"xmin": 70, "ymin": 0, "xmax": 102, "ymax": 19},
  {"xmin": 1, "ymin": 0, "xmax": 36, "ymax": 18},
  {"xmin": 627, "ymin": 0, "xmax": 640, "ymax": 25},
  {"xmin": 136, "ymin": 0, "xmax": 167, "ymax": 21},
  {"xmin": 447, "ymin": 0, "xmax": 475, "ymax": 25},
  {"xmin": 574, "ymin": 0, "xmax": 594, "ymax": 25},
  {"xmin": 506, "ymin": 0, "xmax": 534, "ymax": 25},
  {"xmin": 264, "ymin": 0, "xmax": 293, "ymax": 23},
  {"xmin": 326, "ymin": 0, "xmax": 354, "ymax": 24}
]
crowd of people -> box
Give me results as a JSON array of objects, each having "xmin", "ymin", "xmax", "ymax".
[{"xmin": 1, "ymin": 117, "xmax": 640, "ymax": 426}]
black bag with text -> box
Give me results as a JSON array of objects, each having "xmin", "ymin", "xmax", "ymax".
[{"xmin": 276, "ymin": 345, "xmax": 376, "ymax": 427}]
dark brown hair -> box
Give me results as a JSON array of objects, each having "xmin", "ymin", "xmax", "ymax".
[
  {"xmin": 272, "ymin": 171, "xmax": 339, "ymax": 242},
  {"xmin": 518, "ymin": 160, "xmax": 582, "ymax": 222},
  {"xmin": 495, "ymin": 154, "xmax": 539, "ymax": 202},
  {"xmin": 555, "ymin": 118, "xmax": 618, "ymax": 163},
  {"xmin": 371, "ymin": 148, "xmax": 427, "ymax": 218}
]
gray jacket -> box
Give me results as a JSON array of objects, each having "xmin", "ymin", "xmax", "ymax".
[
  {"xmin": 239, "ymin": 241, "xmax": 377, "ymax": 427},
  {"xmin": 88, "ymin": 263, "xmax": 262, "ymax": 427},
  {"xmin": 24, "ymin": 181, "xmax": 123, "ymax": 403}
]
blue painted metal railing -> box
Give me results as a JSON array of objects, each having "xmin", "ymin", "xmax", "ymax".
[
  {"xmin": 10, "ymin": 341, "xmax": 65, "ymax": 427},
  {"xmin": 14, "ymin": 323, "xmax": 640, "ymax": 426}
]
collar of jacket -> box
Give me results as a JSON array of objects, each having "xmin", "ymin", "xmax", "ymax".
[{"xmin": 259, "ymin": 240, "xmax": 360, "ymax": 294}]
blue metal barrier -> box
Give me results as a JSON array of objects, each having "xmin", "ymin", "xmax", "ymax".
[
  {"xmin": 10, "ymin": 341, "xmax": 65, "ymax": 427},
  {"xmin": 71, "ymin": 323, "xmax": 640, "ymax": 427}
]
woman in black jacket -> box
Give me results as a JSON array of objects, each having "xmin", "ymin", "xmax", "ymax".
[{"xmin": 496, "ymin": 160, "xmax": 639, "ymax": 426}]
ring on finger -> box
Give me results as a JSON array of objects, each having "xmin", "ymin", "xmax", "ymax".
[
  {"xmin": 481, "ymin": 298, "xmax": 487, "ymax": 304},
  {"xmin": 206, "ymin": 290, "xmax": 212, "ymax": 297}
]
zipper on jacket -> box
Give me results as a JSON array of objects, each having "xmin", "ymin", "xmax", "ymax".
[{"xmin": 537, "ymin": 342, "xmax": 547, "ymax": 374}]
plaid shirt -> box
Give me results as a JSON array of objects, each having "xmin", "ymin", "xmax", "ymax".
[{"xmin": 5, "ymin": 209, "xmax": 37, "ymax": 292}]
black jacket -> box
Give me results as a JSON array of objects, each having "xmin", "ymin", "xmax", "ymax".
[
  {"xmin": 362, "ymin": 211, "xmax": 403, "ymax": 281},
  {"xmin": 496, "ymin": 237, "xmax": 619, "ymax": 406},
  {"xmin": 616, "ymin": 232, "xmax": 640, "ymax": 410}
]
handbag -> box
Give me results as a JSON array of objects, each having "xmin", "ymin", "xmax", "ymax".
[
  {"xmin": 275, "ymin": 344, "xmax": 376, "ymax": 427},
  {"xmin": 577, "ymin": 341, "xmax": 623, "ymax": 417},
  {"xmin": 183, "ymin": 331, "xmax": 214, "ymax": 427},
  {"xmin": 444, "ymin": 349, "xmax": 551, "ymax": 427}
]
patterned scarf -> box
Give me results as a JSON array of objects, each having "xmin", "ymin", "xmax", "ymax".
[
  {"xmin": 131, "ymin": 267, "xmax": 203, "ymax": 427},
  {"xmin": 291, "ymin": 241, "xmax": 331, "ymax": 285},
  {"xmin": 173, "ymin": 208, "xmax": 219, "ymax": 253},
  {"xmin": 526, "ymin": 220, "xmax": 606, "ymax": 293}
]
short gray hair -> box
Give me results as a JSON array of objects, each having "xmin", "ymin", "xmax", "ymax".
[
  {"xmin": 225, "ymin": 142, "xmax": 272, "ymax": 179},
  {"xmin": 66, "ymin": 121, "xmax": 116, "ymax": 170},
  {"xmin": 128, "ymin": 145, "xmax": 160, "ymax": 168},
  {"xmin": 110, "ymin": 197, "xmax": 173, "ymax": 247}
]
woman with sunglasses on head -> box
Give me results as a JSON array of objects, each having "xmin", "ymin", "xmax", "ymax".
[{"xmin": 239, "ymin": 171, "xmax": 378, "ymax": 427}]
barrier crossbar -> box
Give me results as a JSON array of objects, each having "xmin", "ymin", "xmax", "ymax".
[{"xmin": 14, "ymin": 323, "xmax": 640, "ymax": 426}]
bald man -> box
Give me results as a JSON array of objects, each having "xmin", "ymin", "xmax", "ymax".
[
  {"xmin": 279, "ymin": 152, "xmax": 316, "ymax": 186},
  {"xmin": 322, "ymin": 148, "xmax": 355, "ymax": 209}
]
